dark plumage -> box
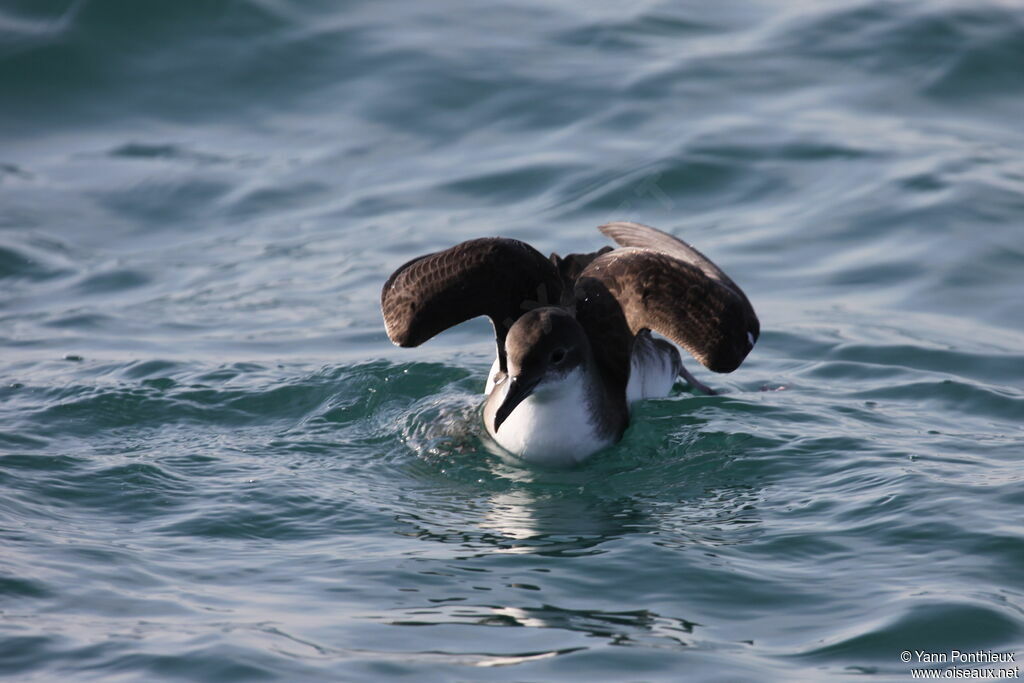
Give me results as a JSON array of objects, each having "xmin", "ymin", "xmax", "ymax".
[{"xmin": 380, "ymin": 222, "xmax": 760, "ymax": 463}]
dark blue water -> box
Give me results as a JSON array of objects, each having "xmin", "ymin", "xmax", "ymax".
[{"xmin": 2, "ymin": 1, "xmax": 1023, "ymax": 680}]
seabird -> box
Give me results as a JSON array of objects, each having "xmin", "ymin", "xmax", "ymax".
[{"xmin": 381, "ymin": 221, "xmax": 759, "ymax": 465}]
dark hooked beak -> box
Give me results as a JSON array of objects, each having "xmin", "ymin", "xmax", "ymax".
[{"xmin": 492, "ymin": 374, "xmax": 540, "ymax": 433}]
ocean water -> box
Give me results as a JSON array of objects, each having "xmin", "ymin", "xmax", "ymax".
[{"xmin": 2, "ymin": 0, "xmax": 1023, "ymax": 680}]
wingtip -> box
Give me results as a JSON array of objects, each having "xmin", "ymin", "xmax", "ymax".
[
  {"xmin": 598, "ymin": 221, "xmax": 681, "ymax": 250},
  {"xmin": 387, "ymin": 333, "xmax": 419, "ymax": 349},
  {"xmin": 383, "ymin": 318, "xmax": 418, "ymax": 348},
  {"xmin": 599, "ymin": 219, "xmax": 660, "ymax": 230},
  {"xmin": 381, "ymin": 302, "xmax": 419, "ymax": 348},
  {"xmin": 597, "ymin": 220, "xmax": 646, "ymax": 237}
]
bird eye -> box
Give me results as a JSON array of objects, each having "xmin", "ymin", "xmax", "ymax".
[{"xmin": 550, "ymin": 349, "xmax": 566, "ymax": 364}]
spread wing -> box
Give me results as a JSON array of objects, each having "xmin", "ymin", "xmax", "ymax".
[
  {"xmin": 381, "ymin": 237, "xmax": 563, "ymax": 372},
  {"xmin": 580, "ymin": 222, "xmax": 759, "ymax": 373}
]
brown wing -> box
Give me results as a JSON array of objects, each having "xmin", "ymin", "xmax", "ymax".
[
  {"xmin": 599, "ymin": 221, "xmax": 753, "ymax": 311},
  {"xmin": 581, "ymin": 229, "xmax": 759, "ymax": 373},
  {"xmin": 381, "ymin": 237, "xmax": 563, "ymax": 372}
]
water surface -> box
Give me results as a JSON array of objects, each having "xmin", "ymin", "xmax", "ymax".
[{"xmin": 2, "ymin": 0, "xmax": 1023, "ymax": 680}]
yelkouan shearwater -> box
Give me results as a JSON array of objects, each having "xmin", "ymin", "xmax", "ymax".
[{"xmin": 381, "ymin": 222, "xmax": 759, "ymax": 465}]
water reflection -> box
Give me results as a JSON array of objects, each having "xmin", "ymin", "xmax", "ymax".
[
  {"xmin": 396, "ymin": 473, "xmax": 764, "ymax": 565},
  {"xmin": 396, "ymin": 485, "xmax": 652, "ymax": 558},
  {"xmin": 477, "ymin": 489, "xmax": 650, "ymax": 553},
  {"xmin": 377, "ymin": 602, "xmax": 699, "ymax": 652}
]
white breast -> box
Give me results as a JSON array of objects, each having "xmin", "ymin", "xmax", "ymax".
[{"xmin": 486, "ymin": 368, "xmax": 611, "ymax": 466}]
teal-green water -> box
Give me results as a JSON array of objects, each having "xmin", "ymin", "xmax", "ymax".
[{"xmin": 2, "ymin": 1, "xmax": 1024, "ymax": 680}]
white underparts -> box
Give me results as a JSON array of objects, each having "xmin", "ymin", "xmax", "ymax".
[
  {"xmin": 481, "ymin": 336, "xmax": 678, "ymax": 464},
  {"xmin": 485, "ymin": 367, "xmax": 610, "ymax": 466},
  {"xmin": 625, "ymin": 339, "xmax": 678, "ymax": 403}
]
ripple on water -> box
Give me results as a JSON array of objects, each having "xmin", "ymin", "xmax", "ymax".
[
  {"xmin": 794, "ymin": 600, "xmax": 1023, "ymax": 670},
  {"xmin": 2, "ymin": 0, "xmax": 1024, "ymax": 679},
  {"xmin": 771, "ymin": 4, "xmax": 1024, "ymax": 100},
  {"xmin": 0, "ymin": 233, "xmax": 78, "ymax": 287}
]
